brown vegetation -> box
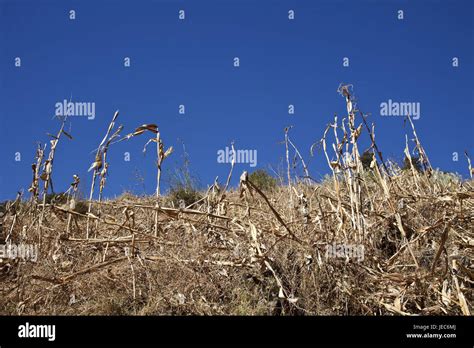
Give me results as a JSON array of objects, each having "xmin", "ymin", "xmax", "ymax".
[{"xmin": 0, "ymin": 85, "xmax": 472, "ymax": 315}]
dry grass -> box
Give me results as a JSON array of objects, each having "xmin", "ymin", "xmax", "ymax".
[{"xmin": 0, "ymin": 85, "xmax": 472, "ymax": 315}]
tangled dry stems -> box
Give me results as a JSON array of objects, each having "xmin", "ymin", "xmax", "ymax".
[{"xmin": 0, "ymin": 85, "xmax": 472, "ymax": 315}]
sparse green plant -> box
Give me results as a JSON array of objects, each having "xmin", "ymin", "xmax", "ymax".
[
  {"xmin": 73, "ymin": 199, "xmax": 89, "ymax": 215},
  {"xmin": 248, "ymin": 169, "xmax": 277, "ymax": 192},
  {"xmin": 360, "ymin": 150, "xmax": 374, "ymax": 171},
  {"xmin": 44, "ymin": 192, "xmax": 68, "ymax": 205},
  {"xmin": 168, "ymin": 184, "xmax": 202, "ymax": 208},
  {"xmin": 166, "ymin": 142, "xmax": 201, "ymax": 207}
]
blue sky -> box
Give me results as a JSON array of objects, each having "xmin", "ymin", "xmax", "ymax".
[{"xmin": 0, "ymin": 0, "xmax": 473, "ymax": 200}]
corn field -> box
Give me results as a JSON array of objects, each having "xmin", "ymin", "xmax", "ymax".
[{"xmin": 0, "ymin": 85, "xmax": 472, "ymax": 315}]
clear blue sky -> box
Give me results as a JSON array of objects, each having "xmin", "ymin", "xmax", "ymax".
[{"xmin": 0, "ymin": 0, "xmax": 473, "ymax": 200}]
